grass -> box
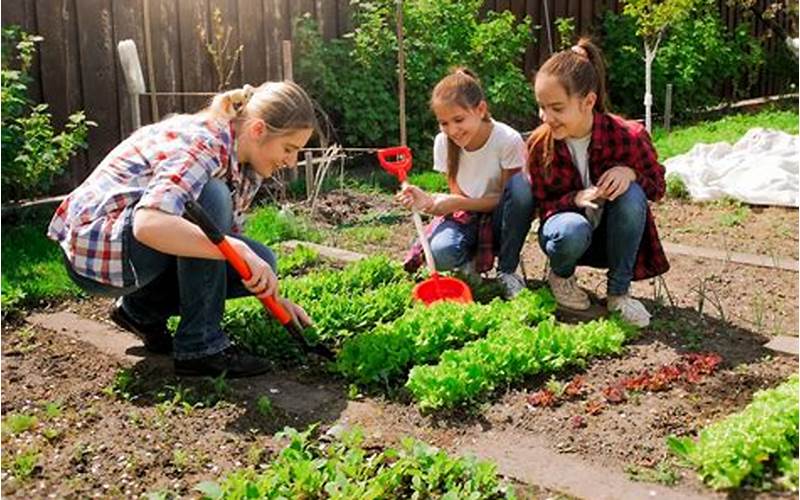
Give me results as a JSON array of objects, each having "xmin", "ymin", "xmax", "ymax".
[
  {"xmin": 652, "ymin": 106, "xmax": 799, "ymax": 160},
  {"xmin": 1, "ymin": 220, "xmax": 81, "ymax": 314}
]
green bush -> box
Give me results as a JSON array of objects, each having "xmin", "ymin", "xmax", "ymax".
[
  {"xmin": 601, "ymin": 3, "xmax": 764, "ymax": 119},
  {"xmin": 1, "ymin": 26, "xmax": 94, "ymax": 201},
  {"xmin": 665, "ymin": 172, "xmax": 690, "ymax": 199},
  {"xmin": 294, "ymin": 0, "xmax": 535, "ymax": 155}
]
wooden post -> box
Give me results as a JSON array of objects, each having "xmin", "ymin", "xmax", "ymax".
[
  {"xmin": 282, "ymin": 40, "xmax": 293, "ymax": 82},
  {"xmin": 305, "ymin": 151, "xmax": 314, "ymax": 200},
  {"xmin": 664, "ymin": 83, "xmax": 673, "ymax": 132},
  {"xmin": 282, "ymin": 40, "xmax": 298, "ymax": 183},
  {"xmin": 396, "ymin": 0, "xmax": 407, "ymax": 146},
  {"xmin": 117, "ymin": 40, "xmax": 146, "ymax": 131}
]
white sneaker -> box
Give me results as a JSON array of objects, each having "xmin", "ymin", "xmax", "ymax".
[
  {"xmin": 607, "ymin": 294, "xmax": 651, "ymax": 328},
  {"xmin": 497, "ymin": 272, "xmax": 527, "ymax": 298},
  {"xmin": 548, "ymin": 270, "xmax": 591, "ymax": 310}
]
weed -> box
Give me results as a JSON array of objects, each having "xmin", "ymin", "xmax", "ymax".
[
  {"xmin": 3, "ymin": 413, "xmax": 38, "ymax": 435},
  {"xmin": 41, "ymin": 427, "xmax": 61, "ymax": 442},
  {"xmin": 15, "ymin": 327, "xmax": 39, "ymax": 352},
  {"xmin": 43, "ymin": 400, "xmax": 62, "ymax": 419},
  {"xmin": 103, "ymin": 368, "xmax": 136, "ymax": 401},
  {"xmin": 338, "ymin": 225, "xmax": 392, "ymax": 245},
  {"xmin": 171, "ymin": 449, "xmax": 189, "ymax": 473},
  {"xmin": 246, "ymin": 444, "xmax": 266, "ymax": 466},
  {"xmin": 256, "ymin": 395, "xmax": 274, "ymax": 417},
  {"xmin": 10, "ymin": 448, "xmax": 40, "ymax": 480},
  {"xmin": 625, "ymin": 461, "xmax": 681, "ymax": 486},
  {"xmin": 544, "ymin": 377, "xmax": 566, "ymax": 398},
  {"xmin": 718, "ymin": 205, "xmax": 749, "ymax": 227},
  {"xmin": 205, "ymin": 373, "xmax": 231, "ymax": 406},
  {"xmin": 665, "ymin": 173, "xmax": 689, "ymax": 199}
]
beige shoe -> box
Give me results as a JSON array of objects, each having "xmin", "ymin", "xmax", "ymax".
[
  {"xmin": 548, "ymin": 270, "xmax": 590, "ymax": 310},
  {"xmin": 607, "ymin": 294, "xmax": 651, "ymax": 328}
]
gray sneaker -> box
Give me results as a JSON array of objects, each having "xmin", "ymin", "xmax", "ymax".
[
  {"xmin": 607, "ymin": 294, "xmax": 651, "ymax": 328},
  {"xmin": 497, "ymin": 272, "xmax": 526, "ymax": 298}
]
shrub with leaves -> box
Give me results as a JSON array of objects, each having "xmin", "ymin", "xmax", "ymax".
[
  {"xmin": 294, "ymin": 0, "xmax": 535, "ymax": 154},
  {"xmin": 195, "ymin": 425, "xmax": 516, "ymax": 499},
  {"xmin": 601, "ymin": 3, "xmax": 764, "ymax": 120},
  {"xmin": 1, "ymin": 26, "xmax": 94, "ymax": 201},
  {"xmin": 667, "ymin": 374, "xmax": 799, "ymax": 491}
]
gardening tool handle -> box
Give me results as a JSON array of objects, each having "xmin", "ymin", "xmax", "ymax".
[
  {"xmin": 402, "ymin": 182, "xmax": 437, "ymax": 276},
  {"xmin": 184, "ymin": 199, "xmax": 292, "ymax": 326}
]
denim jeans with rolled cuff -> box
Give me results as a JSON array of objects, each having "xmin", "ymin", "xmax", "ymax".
[
  {"xmin": 537, "ymin": 182, "xmax": 647, "ymax": 296},
  {"xmin": 64, "ymin": 179, "xmax": 276, "ymax": 360}
]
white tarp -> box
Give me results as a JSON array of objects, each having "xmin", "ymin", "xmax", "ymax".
[{"xmin": 664, "ymin": 128, "xmax": 799, "ymax": 207}]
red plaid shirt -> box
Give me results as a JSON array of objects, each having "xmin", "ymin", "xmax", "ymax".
[{"xmin": 526, "ymin": 112, "xmax": 669, "ymax": 280}]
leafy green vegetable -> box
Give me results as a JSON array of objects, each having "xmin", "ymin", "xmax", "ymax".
[{"xmin": 667, "ymin": 374, "xmax": 799, "ymax": 491}]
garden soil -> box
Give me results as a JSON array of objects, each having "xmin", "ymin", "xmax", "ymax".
[{"xmin": 2, "ymin": 190, "xmax": 797, "ymax": 498}]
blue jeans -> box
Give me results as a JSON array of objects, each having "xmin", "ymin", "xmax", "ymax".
[
  {"xmin": 495, "ymin": 172, "xmax": 536, "ymax": 273},
  {"xmin": 64, "ymin": 179, "xmax": 276, "ymax": 360},
  {"xmin": 538, "ymin": 182, "xmax": 647, "ymax": 296},
  {"xmin": 430, "ymin": 171, "xmax": 537, "ymax": 272}
]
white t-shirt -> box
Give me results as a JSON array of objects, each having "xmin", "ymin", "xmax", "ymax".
[
  {"xmin": 433, "ymin": 120, "xmax": 525, "ymax": 199},
  {"xmin": 566, "ymin": 133, "xmax": 604, "ymax": 228}
]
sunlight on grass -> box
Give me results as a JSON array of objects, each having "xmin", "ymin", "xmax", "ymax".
[{"xmin": 653, "ymin": 107, "xmax": 799, "ymax": 159}]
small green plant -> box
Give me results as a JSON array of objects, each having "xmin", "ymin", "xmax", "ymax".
[
  {"xmin": 554, "ymin": 17, "xmax": 576, "ymax": 50},
  {"xmin": 256, "ymin": 395, "xmax": 274, "ymax": 417},
  {"xmin": 10, "ymin": 448, "xmax": 40, "ymax": 480},
  {"xmin": 244, "ymin": 205, "xmax": 321, "ymax": 245},
  {"xmin": 665, "ymin": 172, "xmax": 689, "ymax": 199},
  {"xmin": 1, "ymin": 26, "xmax": 95, "ymax": 201},
  {"xmin": 545, "ymin": 376, "xmax": 567, "ymax": 398},
  {"xmin": 625, "ymin": 461, "xmax": 681, "ymax": 486},
  {"xmin": 172, "ymin": 449, "xmax": 190, "ymax": 473},
  {"xmin": 3, "ymin": 413, "xmax": 38, "ymax": 435},
  {"xmin": 103, "ymin": 368, "xmax": 136, "ymax": 400},
  {"xmin": 41, "ymin": 427, "xmax": 61, "ymax": 442},
  {"xmin": 43, "ymin": 400, "xmax": 62, "ymax": 419},
  {"xmin": 339, "ymin": 225, "xmax": 392, "ymax": 245},
  {"xmin": 717, "ymin": 205, "xmax": 749, "ymax": 227}
]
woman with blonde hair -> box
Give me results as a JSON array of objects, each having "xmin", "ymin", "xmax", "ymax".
[{"xmin": 49, "ymin": 81, "xmax": 321, "ymax": 377}]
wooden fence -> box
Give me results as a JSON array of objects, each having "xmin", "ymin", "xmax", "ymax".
[{"xmin": 1, "ymin": 0, "xmax": 795, "ymax": 192}]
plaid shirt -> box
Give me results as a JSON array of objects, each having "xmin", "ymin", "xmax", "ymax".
[
  {"xmin": 48, "ymin": 114, "xmax": 262, "ymax": 287},
  {"xmin": 527, "ymin": 112, "xmax": 669, "ymax": 280}
]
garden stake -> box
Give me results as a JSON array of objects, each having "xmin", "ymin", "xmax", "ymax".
[
  {"xmin": 376, "ymin": 146, "xmax": 472, "ymax": 305},
  {"xmin": 183, "ymin": 199, "xmax": 335, "ymax": 360}
]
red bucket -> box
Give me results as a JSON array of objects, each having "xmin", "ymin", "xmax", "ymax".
[{"xmin": 412, "ymin": 275, "xmax": 473, "ymax": 305}]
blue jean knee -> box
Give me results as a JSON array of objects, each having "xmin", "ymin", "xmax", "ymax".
[
  {"xmin": 495, "ymin": 172, "xmax": 536, "ymax": 273},
  {"xmin": 538, "ymin": 212, "xmax": 593, "ymax": 278},
  {"xmin": 428, "ymin": 219, "xmax": 477, "ymax": 271}
]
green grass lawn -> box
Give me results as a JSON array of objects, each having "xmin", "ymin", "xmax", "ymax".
[{"xmin": 652, "ymin": 106, "xmax": 799, "ymax": 160}]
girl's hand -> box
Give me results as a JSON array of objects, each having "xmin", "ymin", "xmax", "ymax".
[
  {"xmin": 278, "ymin": 297, "xmax": 313, "ymax": 328},
  {"xmin": 234, "ymin": 240, "xmax": 279, "ymax": 299},
  {"xmin": 574, "ymin": 187, "xmax": 604, "ymax": 209},
  {"xmin": 395, "ymin": 184, "xmax": 434, "ymax": 212},
  {"xmin": 426, "ymin": 193, "xmax": 458, "ymax": 216},
  {"xmin": 597, "ymin": 166, "xmax": 636, "ymax": 201}
]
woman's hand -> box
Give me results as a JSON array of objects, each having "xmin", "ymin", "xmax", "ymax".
[
  {"xmin": 574, "ymin": 186, "xmax": 604, "ymax": 209},
  {"xmin": 278, "ymin": 297, "xmax": 313, "ymax": 328},
  {"xmin": 597, "ymin": 166, "xmax": 636, "ymax": 201},
  {"xmin": 233, "ymin": 239, "xmax": 279, "ymax": 299},
  {"xmin": 395, "ymin": 184, "xmax": 434, "ymax": 212}
]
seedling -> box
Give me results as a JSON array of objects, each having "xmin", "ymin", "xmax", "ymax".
[
  {"xmin": 43, "ymin": 400, "xmax": 62, "ymax": 419},
  {"xmin": 3, "ymin": 413, "xmax": 38, "ymax": 435},
  {"xmin": 10, "ymin": 448, "xmax": 40, "ymax": 480},
  {"xmin": 256, "ymin": 395, "xmax": 274, "ymax": 417}
]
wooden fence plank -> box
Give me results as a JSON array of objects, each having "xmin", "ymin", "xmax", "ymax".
[
  {"xmin": 178, "ymin": 0, "xmax": 213, "ymax": 113},
  {"xmin": 75, "ymin": 0, "xmax": 120, "ymax": 179},
  {"xmin": 526, "ymin": 0, "xmax": 542, "ymax": 75},
  {"xmin": 337, "ymin": 0, "xmax": 352, "ymax": 34},
  {"xmin": 317, "ymin": 0, "xmax": 337, "ymax": 40},
  {"xmin": 238, "ymin": 0, "xmax": 267, "ymax": 86},
  {"xmin": 150, "ymin": 0, "xmax": 180, "ymax": 114}
]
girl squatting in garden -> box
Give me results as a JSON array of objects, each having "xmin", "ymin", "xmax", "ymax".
[
  {"xmin": 398, "ymin": 68, "xmax": 529, "ymax": 298},
  {"xmin": 501, "ymin": 38, "xmax": 669, "ymax": 327},
  {"xmin": 48, "ymin": 82, "xmax": 319, "ymax": 377}
]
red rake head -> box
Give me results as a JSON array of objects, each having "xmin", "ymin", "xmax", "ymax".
[{"xmin": 376, "ymin": 146, "xmax": 412, "ymax": 183}]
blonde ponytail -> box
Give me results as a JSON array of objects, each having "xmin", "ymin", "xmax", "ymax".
[{"xmin": 208, "ymin": 84, "xmax": 256, "ymax": 119}]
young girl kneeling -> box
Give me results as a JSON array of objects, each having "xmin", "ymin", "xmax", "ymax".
[
  {"xmin": 398, "ymin": 68, "xmax": 527, "ymax": 298},
  {"xmin": 501, "ymin": 39, "xmax": 669, "ymax": 327}
]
